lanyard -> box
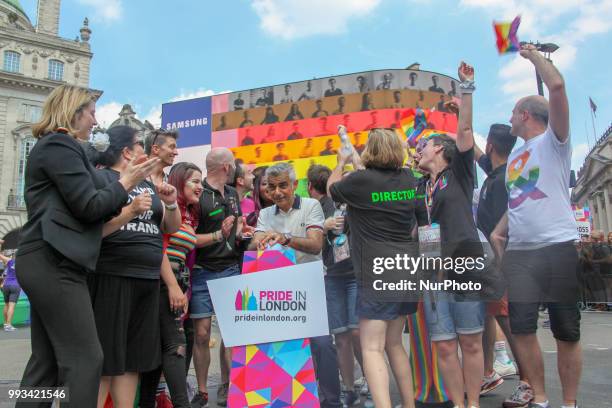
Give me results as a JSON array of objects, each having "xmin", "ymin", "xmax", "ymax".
[{"xmin": 424, "ymin": 171, "xmax": 448, "ymax": 224}]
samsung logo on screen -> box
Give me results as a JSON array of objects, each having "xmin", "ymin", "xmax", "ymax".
[{"xmin": 165, "ymin": 117, "xmax": 208, "ymax": 130}]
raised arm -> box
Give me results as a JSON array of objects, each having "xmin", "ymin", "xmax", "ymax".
[
  {"xmin": 456, "ymin": 61, "xmax": 475, "ymax": 153},
  {"xmin": 520, "ymin": 43, "xmax": 569, "ymax": 142},
  {"xmin": 327, "ymin": 149, "xmax": 352, "ymax": 196}
]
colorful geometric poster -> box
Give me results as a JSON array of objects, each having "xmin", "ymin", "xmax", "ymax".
[
  {"xmin": 242, "ymin": 247, "xmax": 297, "ymax": 274},
  {"xmin": 229, "ymin": 340, "xmax": 319, "ymax": 407},
  {"xmin": 229, "ymin": 247, "xmax": 320, "ymax": 407}
]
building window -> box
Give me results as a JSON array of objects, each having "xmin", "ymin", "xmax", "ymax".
[
  {"xmin": 3, "ymin": 51, "xmax": 20, "ymax": 73},
  {"xmin": 19, "ymin": 104, "xmax": 43, "ymax": 123},
  {"xmin": 15, "ymin": 137, "xmax": 37, "ymax": 205},
  {"xmin": 48, "ymin": 59, "xmax": 64, "ymax": 81}
]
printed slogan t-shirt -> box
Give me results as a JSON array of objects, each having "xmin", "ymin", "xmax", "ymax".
[
  {"xmin": 329, "ymin": 167, "xmax": 419, "ymax": 279},
  {"xmin": 505, "ymin": 126, "xmax": 577, "ymax": 248},
  {"xmin": 96, "ymin": 168, "xmax": 164, "ymax": 279}
]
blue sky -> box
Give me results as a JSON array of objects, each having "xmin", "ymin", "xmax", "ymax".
[{"xmin": 21, "ymin": 0, "xmax": 612, "ymax": 171}]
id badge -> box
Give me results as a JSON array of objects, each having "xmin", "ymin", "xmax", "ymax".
[
  {"xmin": 418, "ymin": 223, "xmax": 441, "ymax": 258},
  {"xmin": 332, "ymin": 233, "xmax": 350, "ymax": 263}
]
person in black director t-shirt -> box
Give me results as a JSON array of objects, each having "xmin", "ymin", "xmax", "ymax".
[
  {"xmin": 307, "ymin": 165, "xmax": 365, "ymax": 407},
  {"xmin": 328, "ymin": 128, "xmax": 419, "ymax": 408},
  {"xmin": 414, "ymin": 62, "xmax": 485, "ymax": 408},
  {"xmin": 189, "ymin": 148, "xmax": 250, "ymax": 408},
  {"xmin": 88, "ymin": 126, "xmax": 181, "ymax": 407}
]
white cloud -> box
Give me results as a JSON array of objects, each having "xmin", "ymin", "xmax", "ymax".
[
  {"xmin": 76, "ymin": 0, "xmax": 122, "ymax": 22},
  {"xmin": 95, "ymin": 101, "xmax": 123, "ymax": 128},
  {"xmin": 143, "ymin": 106, "xmax": 162, "ymax": 128},
  {"xmin": 251, "ymin": 0, "xmax": 381, "ymax": 40},
  {"xmin": 572, "ymin": 143, "xmax": 589, "ymax": 171}
]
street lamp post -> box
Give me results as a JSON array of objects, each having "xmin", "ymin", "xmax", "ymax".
[{"xmin": 521, "ymin": 41, "xmax": 559, "ymax": 96}]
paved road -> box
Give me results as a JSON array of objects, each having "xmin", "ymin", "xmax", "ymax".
[{"xmin": 1, "ymin": 312, "xmax": 611, "ymax": 407}]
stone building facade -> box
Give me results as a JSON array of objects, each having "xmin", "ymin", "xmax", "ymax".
[
  {"xmin": 0, "ymin": 0, "xmax": 96, "ymax": 239},
  {"xmin": 572, "ymin": 124, "xmax": 612, "ymax": 234}
]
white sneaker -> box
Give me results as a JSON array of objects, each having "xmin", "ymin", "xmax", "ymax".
[
  {"xmin": 494, "ymin": 359, "xmax": 517, "ymax": 377},
  {"xmin": 4, "ymin": 325, "xmax": 16, "ymax": 332}
]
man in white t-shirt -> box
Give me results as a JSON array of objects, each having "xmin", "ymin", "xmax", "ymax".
[
  {"xmin": 249, "ymin": 162, "xmax": 342, "ymax": 408},
  {"xmin": 491, "ymin": 44, "xmax": 581, "ymax": 408}
]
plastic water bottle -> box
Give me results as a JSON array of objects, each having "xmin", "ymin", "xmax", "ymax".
[{"xmin": 337, "ymin": 125, "xmax": 353, "ymax": 155}]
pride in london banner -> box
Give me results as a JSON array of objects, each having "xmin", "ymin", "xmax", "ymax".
[
  {"xmin": 207, "ymin": 260, "xmax": 328, "ymax": 346},
  {"xmin": 209, "ymin": 249, "xmax": 325, "ymax": 407}
]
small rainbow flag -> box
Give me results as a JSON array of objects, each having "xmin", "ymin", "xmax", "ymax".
[
  {"xmin": 493, "ymin": 15, "xmax": 521, "ymax": 54},
  {"xmin": 400, "ymin": 108, "xmax": 430, "ymax": 147},
  {"xmin": 400, "ymin": 108, "xmax": 452, "ymax": 147}
]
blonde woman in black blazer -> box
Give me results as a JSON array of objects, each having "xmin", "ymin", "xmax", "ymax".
[{"xmin": 15, "ymin": 85, "xmax": 159, "ymax": 408}]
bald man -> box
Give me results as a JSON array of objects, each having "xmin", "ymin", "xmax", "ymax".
[
  {"xmin": 491, "ymin": 44, "xmax": 581, "ymax": 408},
  {"xmin": 190, "ymin": 147, "xmax": 246, "ymax": 407}
]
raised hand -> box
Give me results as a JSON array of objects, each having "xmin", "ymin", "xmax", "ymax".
[
  {"xmin": 458, "ymin": 61, "xmax": 474, "ymax": 82},
  {"xmin": 519, "ymin": 42, "xmax": 538, "ymax": 60},
  {"xmin": 121, "ymin": 155, "xmax": 160, "ymax": 191},
  {"xmin": 156, "ymin": 182, "xmax": 177, "ymax": 205}
]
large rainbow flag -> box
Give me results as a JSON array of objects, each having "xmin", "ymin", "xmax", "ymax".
[{"xmin": 407, "ymin": 302, "xmax": 451, "ymax": 404}]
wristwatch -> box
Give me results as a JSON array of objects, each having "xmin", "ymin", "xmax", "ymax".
[{"xmin": 281, "ymin": 232, "xmax": 292, "ymax": 246}]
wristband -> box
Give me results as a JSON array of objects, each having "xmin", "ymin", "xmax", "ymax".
[
  {"xmin": 164, "ymin": 202, "xmax": 178, "ymax": 211},
  {"xmin": 459, "ymin": 80, "xmax": 475, "ymax": 94}
]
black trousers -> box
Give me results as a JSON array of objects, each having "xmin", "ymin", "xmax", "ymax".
[
  {"xmin": 15, "ymin": 243, "xmax": 103, "ymax": 408},
  {"xmin": 139, "ymin": 284, "xmax": 190, "ymax": 408}
]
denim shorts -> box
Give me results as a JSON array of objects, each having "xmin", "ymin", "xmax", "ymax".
[
  {"xmin": 325, "ymin": 275, "xmax": 358, "ymax": 334},
  {"xmin": 190, "ymin": 264, "xmax": 240, "ymax": 319},
  {"xmin": 423, "ymin": 290, "xmax": 485, "ymax": 341}
]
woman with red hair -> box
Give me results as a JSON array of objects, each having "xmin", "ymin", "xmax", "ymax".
[{"xmin": 139, "ymin": 162, "xmax": 203, "ymax": 408}]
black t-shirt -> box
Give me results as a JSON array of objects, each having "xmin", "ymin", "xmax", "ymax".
[
  {"xmin": 96, "ymin": 169, "xmax": 164, "ymax": 279},
  {"xmin": 319, "ymin": 195, "xmax": 353, "ymax": 277},
  {"xmin": 415, "ymin": 174, "xmax": 430, "ymax": 227},
  {"xmin": 476, "ymin": 157, "xmax": 508, "ymax": 239},
  {"xmin": 429, "ymin": 148, "xmax": 482, "ymax": 258},
  {"xmin": 195, "ymin": 179, "xmax": 242, "ymax": 271},
  {"xmin": 330, "ymin": 168, "xmax": 419, "ymax": 279}
]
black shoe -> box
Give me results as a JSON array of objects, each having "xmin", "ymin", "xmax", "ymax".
[
  {"xmin": 191, "ymin": 391, "xmax": 209, "ymax": 408},
  {"xmin": 216, "ymin": 383, "xmax": 229, "ymax": 406},
  {"xmin": 342, "ymin": 389, "xmax": 360, "ymax": 407}
]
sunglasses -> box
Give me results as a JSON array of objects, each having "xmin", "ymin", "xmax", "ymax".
[{"xmin": 150, "ymin": 128, "xmax": 170, "ymax": 148}]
